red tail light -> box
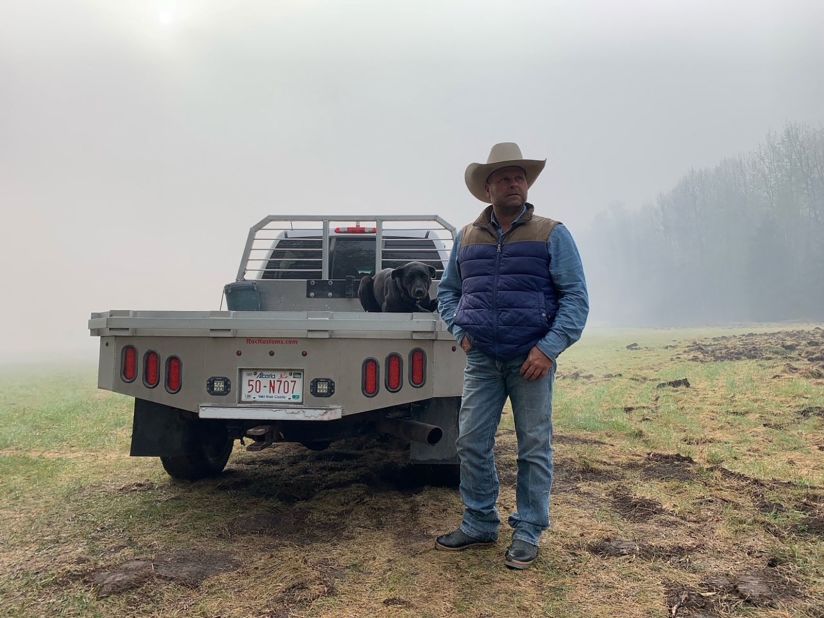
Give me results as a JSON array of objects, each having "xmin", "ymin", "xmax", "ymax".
[
  {"xmin": 334, "ymin": 226, "xmax": 376, "ymax": 233},
  {"xmin": 143, "ymin": 351, "xmax": 160, "ymax": 388},
  {"xmin": 386, "ymin": 353, "xmax": 402, "ymax": 392},
  {"xmin": 165, "ymin": 356, "xmax": 182, "ymax": 393},
  {"xmin": 362, "ymin": 358, "xmax": 379, "ymax": 397},
  {"xmin": 121, "ymin": 346, "xmax": 137, "ymax": 383},
  {"xmin": 409, "ymin": 348, "xmax": 426, "ymax": 387}
]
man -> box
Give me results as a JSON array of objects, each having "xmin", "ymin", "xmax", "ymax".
[{"xmin": 436, "ymin": 142, "xmax": 589, "ymax": 569}]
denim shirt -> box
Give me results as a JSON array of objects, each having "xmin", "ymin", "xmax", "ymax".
[{"xmin": 438, "ymin": 208, "xmax": 589, "ymax": 363}]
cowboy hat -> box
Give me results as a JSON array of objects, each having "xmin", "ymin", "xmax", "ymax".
[{"xmin": 464, "ymin": 142, "xmax": 546, "ymax": 202}]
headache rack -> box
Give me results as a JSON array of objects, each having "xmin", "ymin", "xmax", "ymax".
[{"xmin": 236, "ymin": 215, "xmax": 456, "ymax": 282}]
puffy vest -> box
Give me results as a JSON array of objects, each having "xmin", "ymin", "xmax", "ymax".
[{"xmin": 454, "ymin": 204, "xmax": 560, "ymax": 360}]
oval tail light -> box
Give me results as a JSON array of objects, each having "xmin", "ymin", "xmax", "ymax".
[
  {"xmin": 362, "ymin": 358, "xmax": 379, "ymax": 397},
  {"xmin": 121, "ymin": 346, "xmax": 137, "ymax": 383},
  {"xmin": 409, "ymin": 348, "xmax": 426, "ymax": 387},
  {"xmin": 386, "ymin": 353, "xmax": 402, "ymax": 392},
  {"xmin": 165, "ymin": 356, "xmax": 183, "ymax": 393},
  {"xmin": 143, "ymin": 351, "xmax": 160, "ymax": 388}
]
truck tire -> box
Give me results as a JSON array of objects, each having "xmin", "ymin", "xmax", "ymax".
[{"xmin": 160, "ymin": 427, "xmax": 234, "ymax": 481}]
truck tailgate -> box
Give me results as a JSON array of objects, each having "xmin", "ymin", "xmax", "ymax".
[{"xmin": 90, "ymin": 310, "xmax": 463, "ymax": 418}]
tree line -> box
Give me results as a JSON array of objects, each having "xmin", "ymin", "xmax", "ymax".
[{"xmin": 584, "ymin": 123, "xmax": 824, "ymax": 326}]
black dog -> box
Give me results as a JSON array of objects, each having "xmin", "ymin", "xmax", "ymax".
[{"xmin": 358, "ymin": 261, "xmax": 438, "ymax": 312}]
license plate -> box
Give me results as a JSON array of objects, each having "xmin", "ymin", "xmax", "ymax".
[{"xmin": 240, "ymin": 369, "xmax": 303, "ymax": 403}]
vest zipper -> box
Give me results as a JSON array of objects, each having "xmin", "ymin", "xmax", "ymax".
[{"xmin": 493, "ymin": 233, "xmax": 504, "ymax": 357}]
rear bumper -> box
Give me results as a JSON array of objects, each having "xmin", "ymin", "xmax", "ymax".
[{"xmin": 198, "ymin": 405, "xmax": 342, "ymax": 421}]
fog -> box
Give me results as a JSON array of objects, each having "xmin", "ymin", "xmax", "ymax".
[{"xmin": 2, "ymin": 0, "xmax": 823, "ymax": 363}]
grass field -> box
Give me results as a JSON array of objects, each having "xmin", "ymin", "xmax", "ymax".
[{"xmin": 1, "ymin": 326, "xmax": 822, "ymax": 617}]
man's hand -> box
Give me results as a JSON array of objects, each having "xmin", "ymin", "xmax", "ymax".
[
  {"xmin": 460, "ymin": 336, "xmax": 473, "ymax": 353},
  {"xmin": 520, "ymin": 346, "xmax": 553, "ymax": 381}
]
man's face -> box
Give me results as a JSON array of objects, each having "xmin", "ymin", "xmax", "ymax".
[{"xmin": 485, "ymin": 166, "xmax": 528, "ymax": 209}]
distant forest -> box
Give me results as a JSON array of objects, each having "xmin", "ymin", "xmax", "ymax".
[{"xmin": 585, "ymin": 123, "xmax": 824, "ymax": 325}]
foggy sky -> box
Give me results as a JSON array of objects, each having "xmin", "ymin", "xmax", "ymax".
[{"xmin": 1, "ymin": 0, "xmax": 823, "ymax": 363}]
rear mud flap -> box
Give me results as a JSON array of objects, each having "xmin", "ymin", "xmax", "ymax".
[
  {"xmin": 409, "ymin": 396, "xmax": 460, "ymax": 465},
  {"xmin": 130, "ymin": 399, "xmax": 199, "ymax": 457}
]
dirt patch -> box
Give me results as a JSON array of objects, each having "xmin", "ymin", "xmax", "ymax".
[
  {"xmin": 665, "ymin": 585, "xmax": 722, "ymax": 617},
  {"xmin": 711, "ymin": 465, "xmax": 823, "ymax": 495},
  {"xmin": 561, "ymin": 371, "xmax": 623, "ymax": 382},
  {"xmin": 638, "ymin": 452, "xmax": 697, "ymax": 482},
  {"xmin": 590, "ymin": 538, "xmax": 701, "ymax": 561},
  {"xmin": 609, "ymin": 488, "xmax": 665, "ymax": 521},
  {"xmin": 553, "ymin": 460, "xmax": 622, "ymax": 493},
  {"xmin": 732, "ymin": 573, "xmax": 780, "ymax": 605},
  {"xmin": 657, "ymin": 378, "xmax": 691, "ymax": 389},
  {"xmin": 623, "ymin": 405, "xmax": 652, "ymax": 413},
  {"xmin": 783, "ymin": 363, "xmax": 824, "ymax": 379},
  {"xmin": 644, "ymin": 542, "xmax": 701, "ymax": 560},
  {"xmin": 711, "ymin": 466, "xmax": 797, "ymax": 490},
  {"xmin": 755, "ymin": 496, "xmax": 788, "ymax": 515},
  {"xmin": 703, "ymin": 570, "xmax": 798, "ymax": 606},
  {"xmin": 226, "ymin": 509, "xmax": 312, "ymax": 537},
  {"xmin": 710, "ymin": 467, "xmax": 824, "ymax": 539},
  {"xmin": 154, "ymin": 549, "xmax": 239, "ymax": 587},
  {"xmin": 264, "ymin": 561, "xmax": 343, "ymax": 615},
  {"xmin": 563, "ymin": 371, "xmax": 595, "ymax": 380},
  {"xmin": 90, "ymin": 549, "xmax": 239, "ymax": 597},
  {"xmin": 91, "ymin": 560, "xmax": 153, "ymax": 597},
  {"xmin": 799, "ymin": 406, "xmax": 824, "ymax": 419},
  {"xmin": 382, "ymin": 597, "xmax": 413, "ymax": 607},
  {"xmin": 589, "ymin": 538, "xmax": 640, "ymax": 557},
  {"xmin": 498, "ymin": 466, "xmax": 517, "ymax": 487},
  {"xmin": 790, "ymin": 497, "xmax": 824, "ymax": 537},
  {"xmin": 792, "ymin": 512, "xmax": 824, "ymax": 537},
  {"xmin": 682, "ymin": 436, "xmax": 716, "ymax": 445},
  {"xmin": 675, "ymin": 330, "xmax": 824, "ymax": 382},
  {"xmin": 117, "ymin": 480, "xmax": 157, "ymax": 493},
  {"xmin": 214, "ymin": 473, "xmax": 254, "ymax": 491},
  {"xmin": 666, "ymin": 568, "xmax": 800, "ymax": 616},
  {"xmin": 226, "ymin": 437, "xmax": 447, "ymax": 504}
]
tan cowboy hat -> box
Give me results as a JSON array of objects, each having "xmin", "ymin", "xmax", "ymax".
[{"xmin": 464, "ymin": 142, "xmax": 546, "ymax": 202}]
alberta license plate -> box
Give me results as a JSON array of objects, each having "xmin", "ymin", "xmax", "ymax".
[{"xmin": 240, "ymin": 369, "xmax": 303, "ymax": 403}]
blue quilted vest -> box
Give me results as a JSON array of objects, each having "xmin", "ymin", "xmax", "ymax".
[{"xmin": 454, "ymin": 204, "xmax": 560, "ymax": 360}]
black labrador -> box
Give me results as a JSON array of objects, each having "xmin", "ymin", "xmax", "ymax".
[{"xmin": 358, "ymin": 261, "xmax": 438, "ymax": 312}]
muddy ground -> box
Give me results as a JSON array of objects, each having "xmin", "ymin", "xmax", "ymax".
[
  {"xmin": 2, "ymin": 328, "xmax": 823, "ymax": 617},
  {"xmin": 85, "ymin": 441, "xmax": 822, "ymax": 615},
  {"xmin": 78, "ymin": 435, "xmax": 822, "ymax": 616},
  {"xmin": 674, "ymin": 327, "xmax": 824, "ymax": 379}
]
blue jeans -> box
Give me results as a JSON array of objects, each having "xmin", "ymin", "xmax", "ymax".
[{"xmin": 457, "ymin": 348, "xmax": 555, "ymax": 546}]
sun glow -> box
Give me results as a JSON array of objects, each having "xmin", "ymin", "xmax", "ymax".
[{"xmin": 158, "ymin": 8, "xmax": 175, "ymax": 27}]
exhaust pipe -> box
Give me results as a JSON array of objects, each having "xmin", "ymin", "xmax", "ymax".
[{"xmin": 377, "ymin": 418, "xmax": 443, "ymax": 445}]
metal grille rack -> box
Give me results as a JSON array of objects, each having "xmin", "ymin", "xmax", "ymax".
[{"xmin": 236, "ymin": 216, "xmax": 456, "ymax": 281}]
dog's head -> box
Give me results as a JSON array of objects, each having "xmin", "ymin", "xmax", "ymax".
[{"xmin": 391, "ymin": 261, "xmax": 437, "ymax": 300}]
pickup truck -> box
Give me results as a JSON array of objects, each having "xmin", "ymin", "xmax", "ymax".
[{"xmin": 89, "ymin": 216, "xmax": 464, "ymax": 482}]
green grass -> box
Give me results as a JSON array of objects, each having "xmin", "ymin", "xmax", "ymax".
[
  {"xmin": 0, "ymin": 366, "xmax": 131, "ymax": 452},
  {"xmin": 1, "ymin": 326, "xmax": 823, "ymax": 617}
]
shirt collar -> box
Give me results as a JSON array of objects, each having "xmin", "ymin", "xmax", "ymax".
[{"xmin": 490, "ymin": 204, "xmax": 527, "ymax": 229}]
